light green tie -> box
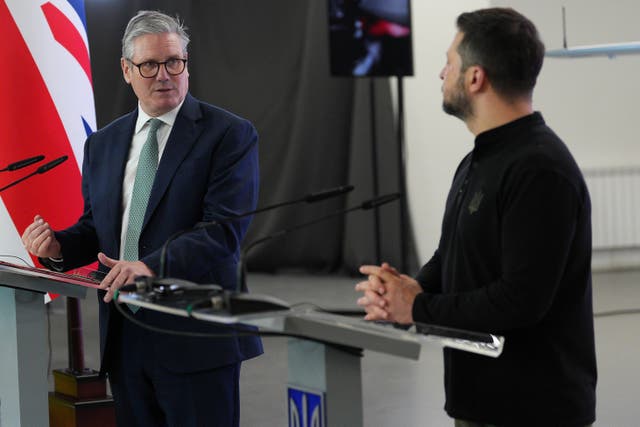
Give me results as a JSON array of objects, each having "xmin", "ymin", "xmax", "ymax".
[{"xmin": 123, "ymin": 118, "xmax": 162, "ymax": 312}]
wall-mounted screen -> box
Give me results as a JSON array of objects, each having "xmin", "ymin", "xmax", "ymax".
[{"xmin": 328, "ymin": 0, "xmax": 414, "ymax": 77}]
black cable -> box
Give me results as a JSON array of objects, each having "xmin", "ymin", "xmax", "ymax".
[{"xmin": 112, "ymin": 291, "xmax": 362, "ymax": 356}]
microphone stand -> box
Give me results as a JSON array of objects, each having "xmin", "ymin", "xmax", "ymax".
[
  {"xmin": 236, "ymin": 193, "xmax": 402, "ymax": 294},
  {"xmin": 0, "ymin": 155, "xmax": 68, "ymax": 192},
  {"xmin": 154, "ymin": 193, "xmax": 401, "ymax": 317},
  {"xmin": 117, "ymin": 186, "xmax": 354, "ymax": 317},
  {"xmin": 236, "ymin": 206, "xmax": 363, "ymax": 294},
  {"xmin": 158, "ymin": 185, "xmax": 354, "ymax": 278}
]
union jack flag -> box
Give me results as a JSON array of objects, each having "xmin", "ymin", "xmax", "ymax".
[{"xmin": 0, "ymin": 0, "xmax": 95, "ymax": 302}]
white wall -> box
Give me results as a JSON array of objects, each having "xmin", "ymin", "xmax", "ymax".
[
  {"xmin": 405, "ymin": 1, "xmax": 640, "ymax": 266},
  {"xmin": 493, "ymin": 0, "xmax": 640, "ymax": 169},
  {"xmin": 403, "ymin": 0, "xmax": 488, "ymax": 265}
]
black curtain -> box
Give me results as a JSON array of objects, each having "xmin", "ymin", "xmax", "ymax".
[{"xmin": 86, "ymin": 0, "xmax": 416, "ymax": 274}]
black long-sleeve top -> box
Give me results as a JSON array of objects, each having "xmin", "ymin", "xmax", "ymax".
[{"xmin": 413, "ymin": 113, "xmax": 597, "ymax": 426}]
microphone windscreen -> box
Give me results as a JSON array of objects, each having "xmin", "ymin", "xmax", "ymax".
[
  {"xmin": 7, "ymin": 155, "xmax": 45, "ymax": 171},
  {"xmin": 37, "ymin": 155, "xmax": 68, "ymax": 174}
]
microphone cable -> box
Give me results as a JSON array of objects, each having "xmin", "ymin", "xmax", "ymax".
[{"xmin": 112, "ymin": 289, "xmax": 364, "ymax": 356}]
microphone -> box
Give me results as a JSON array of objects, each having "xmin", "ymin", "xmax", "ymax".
[
  {"xmin": 191, "ymin": 184, "xmax": 354, "ymax": 227},
  {"xmin": 158, "ymin": 184, "xmax": 354, "ymax": 278},
  {"xmin": 0, "ymin": 155, "xmax": 68, "ymax": 193},
  {"xmin": 235, "ymin": 192, "xmax": 402, "ymax": 293},
  {"xmin": 0, "ymin": 155, "xmax": 45, "ymax": 172},
  {"xmin": 36, "ymin": 155, "xmax": 68, "ymax": 173}
]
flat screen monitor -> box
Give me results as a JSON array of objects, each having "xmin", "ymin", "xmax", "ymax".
[{"xmin": 328, "ymin": 0, "xmax": 414, "ymax": 77}]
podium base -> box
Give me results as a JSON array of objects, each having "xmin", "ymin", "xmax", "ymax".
[{"xmin": 49, "ymin": 369, "xmax": 116, "ymax": 427}]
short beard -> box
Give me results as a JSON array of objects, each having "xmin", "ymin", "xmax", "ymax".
[{"xmin": 442, "ymin": 76, "xmax": 472, "ymax": 120}]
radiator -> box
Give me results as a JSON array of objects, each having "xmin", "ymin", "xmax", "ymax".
[{"xmin": 583, "ymin": 167, "xmax": 640, "ymax": 250}]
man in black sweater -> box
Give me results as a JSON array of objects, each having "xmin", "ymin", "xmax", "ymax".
[{"xmin": 356, "ymin": 8, "xmax": 597, "ymax": 427}]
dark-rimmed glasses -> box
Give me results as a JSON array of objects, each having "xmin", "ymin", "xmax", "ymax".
[{"xmin": 128, "ymin": 58, "xmax": 187, "ymax": 78}]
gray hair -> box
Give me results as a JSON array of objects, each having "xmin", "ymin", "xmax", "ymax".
[{"xmin": 121, "ymin": 10, "xmax": 190, "ymax": 60}]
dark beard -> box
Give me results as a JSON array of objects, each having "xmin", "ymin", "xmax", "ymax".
[{"xmin": 442, "ymin": 78, "xmax": 472, "ymax": 120}]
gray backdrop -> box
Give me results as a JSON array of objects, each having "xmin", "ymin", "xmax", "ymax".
[{"xmin": 86, "ymin": 0, "xmax": 416, "ymax": 274}]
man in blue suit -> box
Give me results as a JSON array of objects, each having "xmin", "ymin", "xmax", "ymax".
[{"xmin": 21, "ymin": 10, "xmax": 262, "ymax": 427}]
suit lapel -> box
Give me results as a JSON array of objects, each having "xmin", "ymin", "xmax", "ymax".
[
  {"xmin": 106, "ymin": 111, "xmax": 137, "ymax": 251},
  {"xmin": 143, "ymin": 94, "xmax": 203, "ymax": 229}
]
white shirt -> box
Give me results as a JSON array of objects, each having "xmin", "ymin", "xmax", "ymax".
[{"xmin": 119, "ymin": 101, "xmax": 184, "ymax": 260}]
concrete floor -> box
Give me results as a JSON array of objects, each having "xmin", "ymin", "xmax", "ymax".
[{"xmin": 47, "ymin": 270, "xmax": 640, "ymax": 427}]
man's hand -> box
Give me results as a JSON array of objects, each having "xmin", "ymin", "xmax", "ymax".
[
  {"xmin": 356, "ymin": 262, "xmax": 422, "ymax": 324},
  {"xmin": 21, "ymin": 215, "xmax": 62, "ymax": 258},
  {"xmin": 97, "ymin": 252, "xmax": 154, "ymax": 303},
  {"xmin": 355, "ymin": 263, "xmax": 391, "ymax": 320}
]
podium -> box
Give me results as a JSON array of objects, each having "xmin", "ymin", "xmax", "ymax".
[
  {"xmin": 118, "ymin": 287, "xmax": 504, "ymax": 427},
  {"xmin": 0, "ymin": 261, "xmax": 97, "ymax": 427}
]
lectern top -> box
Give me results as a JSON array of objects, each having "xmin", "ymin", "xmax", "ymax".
[
  {"xmin": 117, "ymin": 291, "xmax": 505, "ymax": 359},
  {"xmin": 0, "ymin": 260, "xmax": 99, "ymax": 298}
]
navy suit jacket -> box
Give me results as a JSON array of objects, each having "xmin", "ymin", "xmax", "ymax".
[{"xmin": 54, "ymin": 94, "xmax": 263, "ymax": 373}]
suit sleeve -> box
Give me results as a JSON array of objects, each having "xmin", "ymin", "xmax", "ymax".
[{"xmin": 50, "ymin": 134, "xmax": 100, "ymax": 270}]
